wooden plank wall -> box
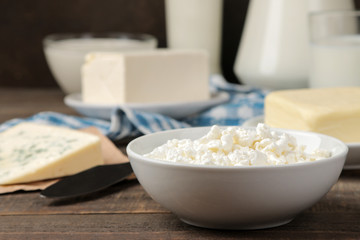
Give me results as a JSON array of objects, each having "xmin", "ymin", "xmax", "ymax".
[{"xmin": 0, "ymin": 0, "xmax": 359, "ymax": 88}]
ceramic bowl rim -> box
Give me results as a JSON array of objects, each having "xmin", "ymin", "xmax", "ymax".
[{"xmin": 43, "ymin": 32, "xmax": 157, "ymax": 49}]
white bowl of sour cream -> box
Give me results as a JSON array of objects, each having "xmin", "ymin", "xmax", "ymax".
[
  {"xmin": 126, "ymin": 124, "xmax": 348, "ymax": 230},
  {"xmin": 43, "ymin": 32, "xmax": 157, "ymax": 94}
]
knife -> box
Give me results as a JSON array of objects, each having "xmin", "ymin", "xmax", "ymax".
[{"xmin": 40, "ymin": 162, "xmax": 133, "ymax": 199}]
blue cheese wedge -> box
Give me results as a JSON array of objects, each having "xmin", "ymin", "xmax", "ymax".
[{"xmin": 0, "ymin": 122, "xmax": 104, "ymax": 185}]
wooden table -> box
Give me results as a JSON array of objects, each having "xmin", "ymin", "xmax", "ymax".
[{"xmin": 0, "ymin": 88, "xmax": 359, "ymax": 239}]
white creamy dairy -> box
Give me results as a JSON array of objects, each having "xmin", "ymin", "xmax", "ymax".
[
  {"xmin": 144, "ymin": 124, "xmax": 331, "ymax": 166},
  {"xmin": 82, "ymin": 49, "xmax": 210, "ymax": 104},
  {"xmin": 44, "ymin": 38, "xmax": 156, "ymax": 93}
]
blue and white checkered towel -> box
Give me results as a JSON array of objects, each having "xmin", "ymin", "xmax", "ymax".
[{"xmin": 0, "ymin": 75, "xmax": 269, "ymax": 141}]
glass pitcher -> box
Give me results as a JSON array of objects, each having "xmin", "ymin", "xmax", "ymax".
[{"xmin": 234, "ymin": 0, "xmax": 354, "ymax": 89}]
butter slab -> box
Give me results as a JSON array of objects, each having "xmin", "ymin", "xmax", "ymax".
[
  {"xmin": 81, "ymin": 49, "xmax": 210, "ymax": 104},
  {"xmin": 264, "ymin": 87, "xmax": 360, "ymax": 143}
]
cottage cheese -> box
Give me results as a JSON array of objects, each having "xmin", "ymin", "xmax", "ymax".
[{"xmin": 144, "ymin": 124, "xmax": 331, "ymax": 166}]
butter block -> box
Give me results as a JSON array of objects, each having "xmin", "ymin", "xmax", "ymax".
[
  {"xmin": 81, "ymin": 49, "xmax": 210, "ymax": 104},
  {"xmin": 264, "ymin": 87, "xmax": 360, "ymax": 143},
  {"xmin": 0, "ymin": 123, "xmax": 104, "ymax": 185}
]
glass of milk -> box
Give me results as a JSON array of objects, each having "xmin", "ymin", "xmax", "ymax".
[
  {"xmin": 165, "ymin": 0, "xmax": 223, "ymax": 74},
  {"xmin": 309, "ymin": 10, "xmax": 360, "ymax": 88},
  {"xmin": 43, "ymin": 33, "xmax": 157, "ymax": 94}
]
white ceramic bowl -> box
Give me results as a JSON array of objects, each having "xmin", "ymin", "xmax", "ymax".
[
  {"xmin": 127, "ymin": 127, "xmax": 348, "ymax": 230},
  {"xmin": 43, "ymin": 32, "xmax": 157, "ymax": 94}
]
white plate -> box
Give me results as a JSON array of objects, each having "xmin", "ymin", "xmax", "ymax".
[
  {"xmin": 64, "ymin": 92, "xmax": 230, "ymax": 120},
  {"xmin": 242, "ymin": 115, "xmax": 360, "ymax": 170}
]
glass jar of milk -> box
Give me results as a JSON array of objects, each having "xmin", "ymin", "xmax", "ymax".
[
  {"xmin": 309, "ymin": 10, "xmax": 360, "ymax": 87},
  {"xmin": 233, "ymin": 0, "xmax": 354, "ymax": 90},
  {"xmin": 165, "ymin": 0, "xmax": 223, "ymax": 74},
  {"xmin": 43, "ymin": 33, "xmax": 157, "ymax": 94}
]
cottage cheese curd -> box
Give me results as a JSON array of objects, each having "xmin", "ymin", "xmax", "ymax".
[{"xmin": 144, "ymin": 124, "xmax": 331, "ymax": 166}]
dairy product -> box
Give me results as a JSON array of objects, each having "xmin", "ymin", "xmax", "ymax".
[
  {"xmin": 165, "ymin": 0, "xmax": 222, "ymax": 73},
  {"xmin": 0, "ymin": 123, "xmax": 104, "ymax": 185},
  {"xmin": 234, "ymin": 0, "xmax": 354, "ymax": 89},
  {"xmin": 44, "ymin": 37, "xmax": 157, "ymax": 94},
  {"xmin": 144, "ymin": 124, "xmax": 330, "ymax": 166},
  {"xmin": 264, "ymin": 87, "xmax": 360, "ymax": 142},
  {"xmin": 310, "ymin": 35, "xmax": 360, "ymax": 87},
  {"xmin": 82, "ymin": 49, "xmax": 210, "ymax": 104}
]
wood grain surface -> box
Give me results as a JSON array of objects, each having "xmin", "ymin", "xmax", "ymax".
[{"xmin": 0, "ymin": 89, "xmax": 359, "ymax": 239}]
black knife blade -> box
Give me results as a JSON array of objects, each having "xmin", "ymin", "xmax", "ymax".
[{"xmin": 40, "ymin": 162, "xmax": 133, "ymax": 198}]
